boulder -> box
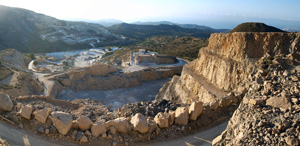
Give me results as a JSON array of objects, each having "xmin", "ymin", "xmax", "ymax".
[
  {"xmin": 109, "ymin": 126, "xmax": 117, "ymax": 135},
  {"xmin": 37, "ymin": 126, "xmax": 45, "ymax": 134},
  {"xmin": 168, "ymin": 110, "xmax": 175, "ymax": 125},
  {"xmin": 80, "ymin": 136, "xmax": 88, "ymax": 143},
  {"xmin": 154, "ymin": 112, "xmax": 168, "ymax": 128},
  {"xmin": 220, "ymin": 93, "xmax": 238, "ymax": 108},
  {"xmin": 20, "ymin": 105, "xmax": 33, "ymax": 120},
  {"xmin": 106, "ymin": 117, "xmax": 131, "ymax": 134},
  {"xmin": 175, "ymin": 107, "xmax": 189, "ymax": 125},
  {"xmin": 84, "ymin": 130, "xmax": 91, "ymax": 136},
  {"xmin": 266, "ymin": 96, "xmax": 291, "ymax": 110},
  {"xmin": 91, "ymin": 119, "xmax": 107, "ymax": 137},
  {"xmin": 0, "ymin": 93, "xmax": 13, "ymax": 111},
  {"xmin": 130, "ymin": 113, "xmax": 149, "ymax": 133},
  {"xmin": 248, "ymin": 98, "xmax": 266, "ymax": 105},
  {"xmin": 76, "ymin": 116, "xmax": 93, "ymax": 131},
  {"xmin": 189, "ymin": 101, "xmax": 203, "ymax": 121},
  {"xmin": 34, "ymin": 108, "xmax": 50, "ymax": 123},
  {"xmin": 51, "ymin": 111, "xmax": 73, "ymax": 135},
  {"xmin": 147, "ymin": 118, "xmax": 158, "ymax": 134}
]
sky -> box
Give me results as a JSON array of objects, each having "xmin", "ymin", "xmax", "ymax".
[{"xmin": 0, "ymin": 0, "xmax": 300, "ymax": 29}]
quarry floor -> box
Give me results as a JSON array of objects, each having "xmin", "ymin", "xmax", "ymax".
[
  {"xmin": 0, "ymin": 120, "xmax": 227, "ymax": 146},
  {"xmin": 57, "ymin": 78, "xmax": 171, "ymax": 110}
]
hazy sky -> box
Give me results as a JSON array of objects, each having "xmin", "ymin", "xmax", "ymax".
[{"xmin": 0, "ymin": 0, "xmax": 300, "ymax": 29}]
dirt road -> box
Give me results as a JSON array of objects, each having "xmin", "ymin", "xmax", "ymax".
[{"xmin": 0, "ymin": 120, "xmax": 227, "ymax": 146}]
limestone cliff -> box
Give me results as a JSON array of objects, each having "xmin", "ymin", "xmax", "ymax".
[{"xmin": 156, "ymin": 32, "xmax": 300, "ymax": 109}]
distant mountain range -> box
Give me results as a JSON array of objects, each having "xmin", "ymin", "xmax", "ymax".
[
  {"xmin": 108, "ymin": 23, "xmax": 228, "ymax": 41},
  {"xmin": 0, "ymin": 5, "xmax": 230, "ymax": 53},
  {"xmin": 131, "ymin": 21, "xmax": 229, "ymax": 32}
]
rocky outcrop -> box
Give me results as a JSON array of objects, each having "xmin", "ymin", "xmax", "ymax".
[
  {"xmin": 156, "ymin": 32, "xmax": 300, "ymax": 109},
  {"xmin": 212, "ymin": 37, "xmax": 300, "ymax": 145},
  {"xmin": 0, "ymin": 92, "xmax": 13, "ymax": 112}
]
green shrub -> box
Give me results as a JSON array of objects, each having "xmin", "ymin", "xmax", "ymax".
[{"xmin": 29, "ymin": 53, "xmax": 36, "ymax": 60}]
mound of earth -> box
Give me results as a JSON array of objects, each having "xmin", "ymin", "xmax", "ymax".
[{"xmin": 230, "ymin": 22, "xmax": 285, "ymax": 33}]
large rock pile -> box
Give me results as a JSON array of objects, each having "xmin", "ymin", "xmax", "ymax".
[{"xmin": 213, "ymin": 53, "xmax": 300, "ymax": 145}]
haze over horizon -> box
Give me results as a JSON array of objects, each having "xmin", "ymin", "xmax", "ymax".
[{"xmin": 0, "ymin": 0, "xmax": 300, "ymax": 29}]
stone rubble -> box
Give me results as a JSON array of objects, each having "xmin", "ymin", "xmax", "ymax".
[{"xmin": 213, "ymin": 53, "xmax": 300, "ymax": 146}]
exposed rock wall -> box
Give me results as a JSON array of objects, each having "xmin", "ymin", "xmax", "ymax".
[
  {"xmin": 156, "ymin": 32, "xmax": 300, "ymax": 108},
  {"xmin": 53, "ymin": 64, "xmax": 182, "ymax": 91}
]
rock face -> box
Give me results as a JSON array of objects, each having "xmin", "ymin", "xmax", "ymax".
[
  {"xmin": 51, "ymin": 111, "xmax": 73, "ymax": 135},
  {"xmin": 175, "ymin": 107, "xmax": 189, "ymax": 125},
  {"xmin": 0, "ymin": 92, "xmax": 13, "ymax": 111},
  {"xmin": 106, "ymin": 117, "xmax": 131, "ymax": 134},
  {"xmin": 91, "ymin": 119, "xmax": 107, "ymax": 137},
  {"xmin": 76, "ymin": 116, "xmax": 93, "ymax": 131},
  {"xmin": 20, "ymin": 105, "xmax": 33, "ymax": 120},
  {"xmin": 130, "ymin": 113, "xmax": 149, "ymax": 133},
  {"xmin": 212, "ymin": 33, "xmax": 300, "ymax": 145},
  {"xmin": 156, "ymin": 32, "xmax": 300, "ymax": 110},
  {"xmin": 34, "ymin": 108, "xmax": 50, "ymax": 123},
  {"xmin": 154, "ymin": 112, "xmax": 169, "ymax": 128}
]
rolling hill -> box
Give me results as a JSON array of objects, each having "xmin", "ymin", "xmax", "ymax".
[
  {"xmin": 0, "ymin": 5, "xmax": 128, "ymax": 53},
  {"xmin": 230, "ymin": 22, "xmax": 285, "ymax": 33},
  {"xmin": 108, "ymin": 23, "xmax": 223, "ymax": 42}
]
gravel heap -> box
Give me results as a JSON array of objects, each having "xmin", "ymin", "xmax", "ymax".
[{"xmin": 213, "ymin": 53, "xmax": 300, "ymax": 146}]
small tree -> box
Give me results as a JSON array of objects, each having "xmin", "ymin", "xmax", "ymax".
[
  {"xmin": 33, "ymin": 61, "xmax": 37, "ymax": 66},
  {"xmin": 29, "ymin": 53, "xmax": 35, "ymax": 60}
]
